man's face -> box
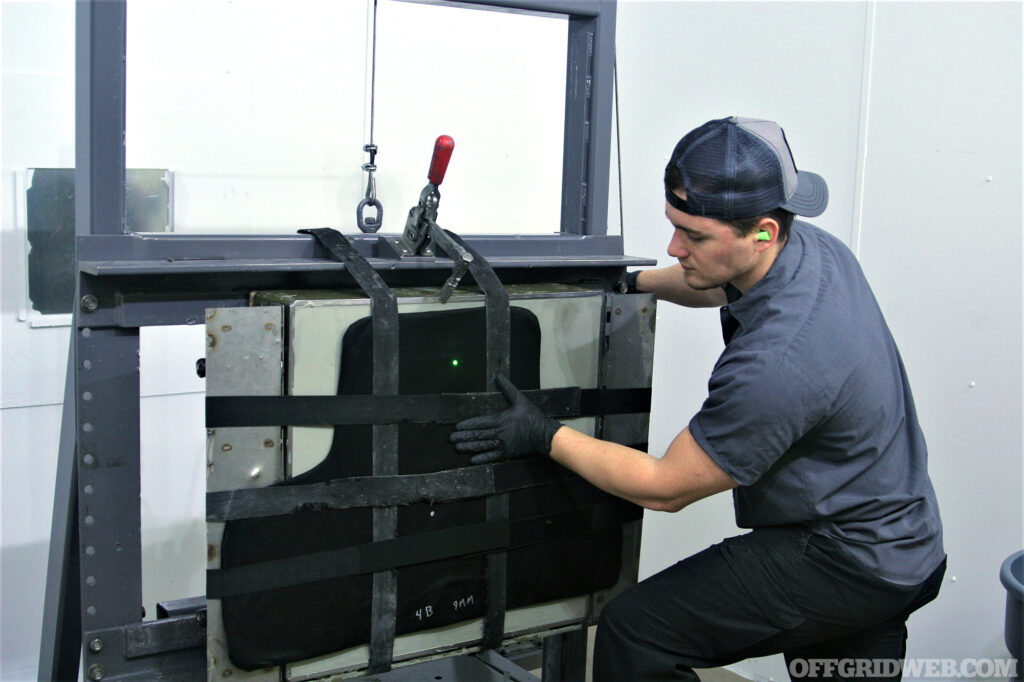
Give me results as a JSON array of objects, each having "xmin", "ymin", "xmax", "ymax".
[{"xmin": 665, "ymin": 188, "xmax": 764, "ymax": 292}]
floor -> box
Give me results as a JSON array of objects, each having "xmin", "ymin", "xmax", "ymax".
[{"xmin": 524, "ymin": 626, "xmax": 750, "ymax": 682}]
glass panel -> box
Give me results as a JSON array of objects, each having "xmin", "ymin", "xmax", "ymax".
[
  {"xmin": 126, "ymin": 0, "xmax": 567, "ymax": 235},
  {"xmin": 373, "ymin": 1, "xmax": 567, "ymax": 236}
]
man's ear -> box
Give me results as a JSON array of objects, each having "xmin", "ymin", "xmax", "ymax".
[{"xmin": 754, "ymin": 217, "xmax": 779, "ymax": 250}]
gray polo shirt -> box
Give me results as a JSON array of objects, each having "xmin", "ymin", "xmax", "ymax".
[{"xmin": 688, "ymin": 221, "xmax": 944, "ymax": 586}]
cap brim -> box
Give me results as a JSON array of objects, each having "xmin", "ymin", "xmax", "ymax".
[{"xmin": 780, "ymin": 170, "xmax": 828, "ymax": 218}]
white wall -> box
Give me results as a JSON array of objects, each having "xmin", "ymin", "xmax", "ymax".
[
  {"xmin": 1, "ymin": 1, "xmax": 1021, "ymax": 681},
  {"xmin": 856, "ymin": 2, "xmax": 1022, "ymax": 670}
]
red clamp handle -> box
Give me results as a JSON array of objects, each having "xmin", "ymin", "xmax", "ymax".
[{"xmin": 427, "ymin": 135, "xmax": 455, "ymax": 186}]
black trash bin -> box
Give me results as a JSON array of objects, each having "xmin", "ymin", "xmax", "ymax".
[{"xmin": 1001, "ymin": 550, "xmax": 1023, "ymax": 664}]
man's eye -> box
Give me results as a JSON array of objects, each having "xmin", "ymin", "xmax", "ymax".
[{"xmin": 687, "ymin": 234, "xmax": 705, "ymax": 243}]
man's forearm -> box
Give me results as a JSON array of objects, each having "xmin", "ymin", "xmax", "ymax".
[
  {"xmin": 636, "ymin": 265, "xmax": 725, "ymax": 308},
  {"xmin": 548, "ymin": 426, "xmax": 711, "ymax": 512}
]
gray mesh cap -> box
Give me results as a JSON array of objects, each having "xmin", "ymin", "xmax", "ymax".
[{"xmin": 666, "ymin": 117, "xmax": 828, "ymax": 219}]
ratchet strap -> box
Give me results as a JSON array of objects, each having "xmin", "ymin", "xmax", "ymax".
[
  {"xmin": 206, "ymin": 458, "xmax": 594, "ymax": 522},
  {"xmin": 207, "ymin": 498, "xmax": 640, "ymax": 600},
  {"xmin": 205, "ymin": 387, "xmax": 651, "ymax": 428},
  {"xmin": 298, "ymin": 228, "xmax": 398, "ymax": 673},
  {"xmin": 443, "ymin": 229, "xmax": 511, "ymax": 651}
]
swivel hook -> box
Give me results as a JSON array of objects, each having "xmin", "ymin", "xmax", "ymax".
[{"xmin": 357, "ymin": 143, "xmax": 383, "ymax": 233}]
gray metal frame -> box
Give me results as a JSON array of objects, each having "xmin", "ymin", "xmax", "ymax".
[{"xmin": 39, "ymin": 1, "xmax": 647, "ymax": 680}]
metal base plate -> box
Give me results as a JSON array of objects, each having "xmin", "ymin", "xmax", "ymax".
[{"xmin": 354, "ymin": 650, "xmax": 540, "ymax": 681}]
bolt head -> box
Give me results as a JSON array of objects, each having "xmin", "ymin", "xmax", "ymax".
[
  {"xmin": 81, "ymin": 295, "xmax": 99, "ymax": 312},
  {"xmin": 87, "ymin": 663, "xmax": 104, "ymax": 680},
  {"xmin": 88, "ymin": 637, "xmax": 103, "ymax": 653}
]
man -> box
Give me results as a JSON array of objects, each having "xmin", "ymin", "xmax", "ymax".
[{"xmin": 450, "ymin": 117, "xmax": 945, "ymax": 681}]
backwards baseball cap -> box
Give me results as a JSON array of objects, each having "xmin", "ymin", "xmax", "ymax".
[{"xmin": 666, "ymin": 116, "xmax": 828, "ymax": 219}]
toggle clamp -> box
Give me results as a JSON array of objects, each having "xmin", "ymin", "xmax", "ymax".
[{"xmin": 385, "ymin": 135, "xmax": 474, "ymax": 303}]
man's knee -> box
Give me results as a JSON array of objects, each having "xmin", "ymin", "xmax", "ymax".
[
  {"xmin": 597, "ymin": 589, "xmax": 642, "ymax": 643},
  {"xmin": 594, "ymin": 591, "xmax": 655, "ymax": 681},
  {"xmin": 595, "ymin": 586, "xmax": 708, "ymax": 681}
]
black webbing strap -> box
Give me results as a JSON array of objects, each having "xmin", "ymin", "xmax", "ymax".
[
  {"xmin": 298, "ymin": 228, "xmax": 398, "ymax": 673},
  {"xmin": 443, "ymin": 229, "xmax": 510, "ymax": 650},
  {"xmin": 207, "ymin": 458, "xmax": 582, "ymax": 522},
  {"xmin": 207, "ymin": 500, "xmax": 636, "ymax": 599},
  {"xmin": 205, "ymin": 387, "xmax": 653, "ymax": 428},
  {"xmin": 438, "ymin": 228, "xmax": 510, "ymax": 379}
]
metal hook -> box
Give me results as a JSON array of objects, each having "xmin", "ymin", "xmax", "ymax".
[{"xmin": 357, "ymin": 144, "xmax": 382, "ymax": 233}]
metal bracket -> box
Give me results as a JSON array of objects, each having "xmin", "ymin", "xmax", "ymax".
[
  {"xmin": 80, "ymin": 601, "xmax": 206, "ymax": 681},
  {"xmin": 376, "ymin": 221, "xmax": 474, "ymax": 303}
]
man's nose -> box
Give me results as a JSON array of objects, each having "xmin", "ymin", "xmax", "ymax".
[{"xmin": 668, "ymin": 233, "xmax": 689, "ymax": 258}]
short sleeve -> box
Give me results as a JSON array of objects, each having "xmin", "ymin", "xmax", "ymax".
[{"xmin": 688, "ymin": 349, "xmax": 827, "ymax": 486}]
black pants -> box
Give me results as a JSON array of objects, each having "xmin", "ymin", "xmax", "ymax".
[{"xmin": 593, "ymin": 527, "xmax": 945, "ymax": 682}]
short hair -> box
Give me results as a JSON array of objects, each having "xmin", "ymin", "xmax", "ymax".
[
  {"xmin": 664, "ymin": 164, "xmax": 794, "ymax": 241},
  {"xmin": 723, "ymin": 208, "xmax": 795, "ymax": 241}
]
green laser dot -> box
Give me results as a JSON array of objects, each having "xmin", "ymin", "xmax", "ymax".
[{"xmin": 451, "ymin": 359, "xmax": 460, "ymax": 367}]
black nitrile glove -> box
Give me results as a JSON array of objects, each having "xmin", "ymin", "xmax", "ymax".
[{"xmin": 449, "ymin": 374, "xmax": 562, "ymax": 464}]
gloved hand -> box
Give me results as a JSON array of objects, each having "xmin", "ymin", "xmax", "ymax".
[{"xmin": 449, "ymin": 374, "xmax": 562, "ymax": 464}]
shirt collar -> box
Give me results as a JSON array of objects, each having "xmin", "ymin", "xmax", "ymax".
[{"xmin": 720, "ymin": 222, "xmax": 807, "ymax": 326}]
